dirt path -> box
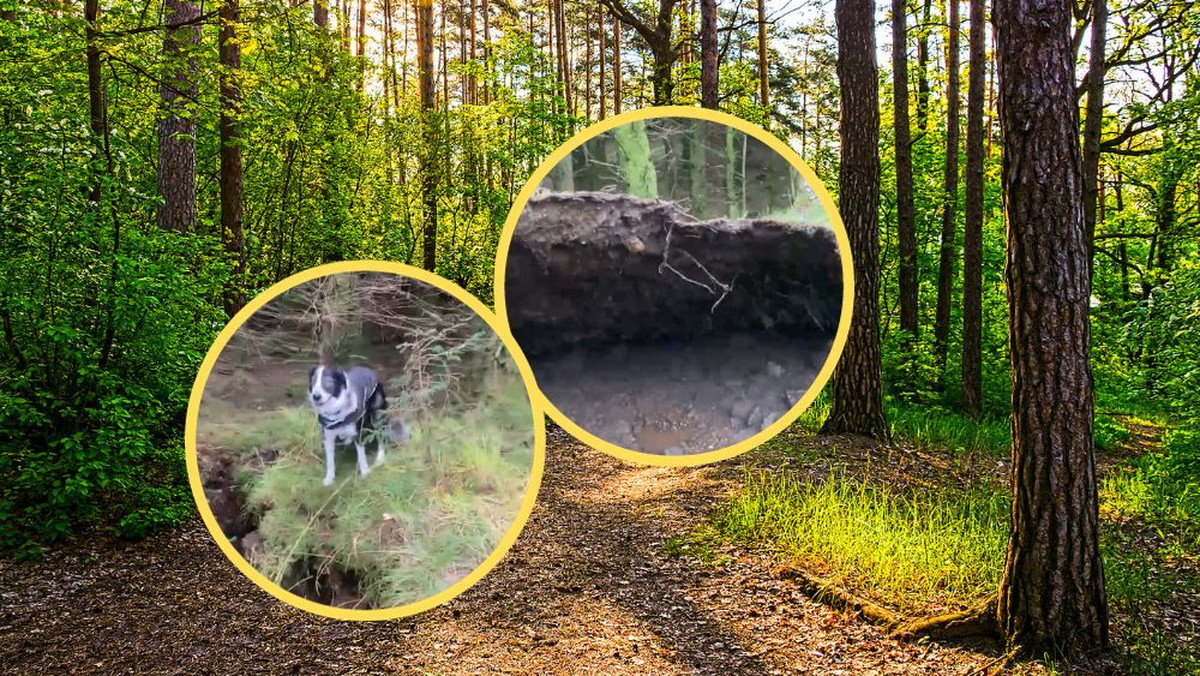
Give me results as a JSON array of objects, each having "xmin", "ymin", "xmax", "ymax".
[{"xmin": 1, "ymin": 430, "xmax": 1002, "ymax": 675}]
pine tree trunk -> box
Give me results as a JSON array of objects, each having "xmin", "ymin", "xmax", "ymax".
[
  {"xmin": 756, "ymin": 0, "xmax": 768, "ymax": 116},
  {"xmin": 612, "ymin": 11, "xmax": 622, "ymax": 114},
  {"xmin": 961, "ymin": 0, "xmax": 985, "ymax": 418},
  {"xmin": 85, "ymin": 0, "xmax": 105, "ymax": 206},
  {"xmin": 585, "ymin": 6, "xmax": 592, "ymax": 118},
  {"xmin": 556, "ymin": 0, "xmax": 571, "ymax": 116},
  {"xmin": 915, "ymin": 0, "xmax": 932, "ymax": 130},
  {"xmin": 933, "ymin": 0, "xmax": 960, "ymax": 376},
  {"xmin": 416, "ymin": 0, "xmax": 438, "ymax": 270},
  {"xmin": 599, "ymin": 7, "xmax": 607, "ymax": 118},
  {"xmin": 220, "ymin": 0, "xmax": 245, "ymax": 317},
  {"xmin": 821, "ymin": 0, "xmax": 889, "ymax": 440},
  {"xmin": 1081, "ymin": 0, "xmax": 1106, "ymax": 284},
  {"xmin": 356, "ymin": 0, "xmax": 366, "ymax": 59},
  {"xmin": 994, "ymin": 0, "xmax": 1108, "ymax": 655},
  {"xmin": 892, "ymin": 0, "xmax": 917, "ymax": 341},
  {"xmin": 158, "ymin": 0, "xmax": 200, "ymax": 233},
  {"xmin": 700, "ymin": 0, "xmax": 717, "ymax": 109},
  {"xmin": 314, "ymin": 0, "xmax": 328, "ymax": 27}
]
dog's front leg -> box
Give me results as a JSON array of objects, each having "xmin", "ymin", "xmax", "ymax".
[
  {"xmin": 373, "ymin": 431, "xmax": 386, "ymax": 467},
  {"xmin": 355, "ymin": 441, "xmax": 371, "ymax": 477},
  {"xmin": 323, "ymin": 434, "xmax": 337, "ymax": 487}
]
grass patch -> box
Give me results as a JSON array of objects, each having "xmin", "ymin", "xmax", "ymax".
[
  {"xmin": 237, "ymin": 371, "xmax": 534, "ymax": 608},
  {"xmin": 788, "ymin": 389, "xmax": 1011, "ymax": 456},
  {"xmin": 1101, "ymin": 425, "xmax": 1200, "ymax": 545},
  {"xmin": 710, "ymin": 472, "xmax": 1008, "ymax": 614},
  {"xmin": 886, "ymin": 403, "xmax": 1011, "ymax": 456}
]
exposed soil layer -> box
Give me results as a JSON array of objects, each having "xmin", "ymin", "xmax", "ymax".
[
  {"xmin": 538, "ymin": 333, "xmax": 832, "ymax": 454},
  {"xmin": 506, "ymin": 193, "xmax": 841, "ymax": 454},
  {"xmin": 196, "ymin": 444, "xmax": 366, "ymax": 609},
  {"xmin": 506, "ymin": 193, "xmax": 842, "ymax": 352}
]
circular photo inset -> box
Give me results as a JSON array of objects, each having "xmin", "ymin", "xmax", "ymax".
[
  {"xmin": 497, "ymin": 108, "xmax": 851, "ymax": 464},
  {"xmin": 187, "ymin": 262, "xmax": 544, "ymax": 620}
]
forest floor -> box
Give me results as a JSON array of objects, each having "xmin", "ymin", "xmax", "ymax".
[{"xmin": 0, "ymin": 425, "xmax": 1192, "ymax": 675}]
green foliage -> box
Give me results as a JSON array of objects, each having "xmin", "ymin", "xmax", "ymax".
[
  {"xmin": 1101, "ymin": 426, "xmax": 1200, "ymax": 537},
  {"xmin": 711, "ymin": 472, "xmax": 1008, "ymax": 614}
]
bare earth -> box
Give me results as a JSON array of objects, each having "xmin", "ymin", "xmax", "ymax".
[{"xmin": 3, "ymin": 430, "xmax": 1016, "ymax": 676}]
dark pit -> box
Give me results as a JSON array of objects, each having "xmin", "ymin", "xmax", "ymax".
[{"xmin": 505, "ymin": 192, "xmax": 843, "ymax": 455}]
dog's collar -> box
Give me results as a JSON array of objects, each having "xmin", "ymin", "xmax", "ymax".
[{"xmin": 319, "ymin": 412, "xmax": 360, "ymax": 430}]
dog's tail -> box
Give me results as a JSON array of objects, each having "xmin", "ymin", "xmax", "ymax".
[
  {"xmin": 388, "ymin": 419, "xmax": 412, "ymax": 445},
  {"xmin": 318, "ymin": 342, "xmax": 336, "ymax": 368}
]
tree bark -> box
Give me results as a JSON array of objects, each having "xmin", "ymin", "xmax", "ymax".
[
  {"xmin": 85, "ymin": 0, "xmax": 106, "ymax": 206},
  {"xmin": 700, "ymin": 0, "xmax": 717, "ymax": 109},
  {"xmin": 934, "ymin": 0, "xmax": 961, "ymax": 377},
  {"xmin": 994, "ymin": 0, "xmax": 1108, "ymax": 656},
  {"xmin": 612, "ymin": 9, "xmax": 622, "ymax": 114},
  {"xmin": 756, "ymin": 0, "xmax": 769, "ymax": 116},
  {"xmin": 893, "ymin": 0, "xmax": 918, "ymax": 341},
  {"xmin": 916, "ymin": 0, "xmax": 932, "ymax": 129},
  {"xmin": 1081, "ymin": 0, "xmax": 1106, "ymax": 284},
  {"xmin": 961, "ymin": 0, "xmax": 986, "ymax": 418},
  {"xmin": 820, "ymin": 0, "xmax": 889, "ymax": 440},
  {"xmin": 599, "ymin": 7, "xmax": 607, "ymax": 118},
  {"xmin": 158, "ymin": 0, "xmax": 200, "ymax": 233},
  {"xmin": 416, "ymin": 0, "xmax": 438, "ymax": 270},
  {"xmin": 314, "ymin": 0, "xmax": 328, "ymax": 27},
  {"xmin": 220, "ymin": 0, "xmax": 245, "ymax": 317}
]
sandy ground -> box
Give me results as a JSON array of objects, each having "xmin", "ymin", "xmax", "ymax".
[{"xmin": 537, "ymin": 333, "xmax": 832, "ymax": 454}]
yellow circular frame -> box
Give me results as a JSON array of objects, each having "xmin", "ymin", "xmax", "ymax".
[
  {"xmin": 185, "ymin": 261, "xmax": 546, "ymax": 621},
  {"xmin": 494, "ymin": 106, "xmax": 854, "ymax": 468}
]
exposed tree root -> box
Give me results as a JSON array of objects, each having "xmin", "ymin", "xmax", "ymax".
[
  {"xmin": 776, "ymin": 562, "xmax": 1001, "ymax": 642},
  {"xmin": 891, "ymin": 598, "xmax": 999, "ymax": 640},
  {"xmin": 775, "ymin": 563, "xmax": 900, "ymax": 627}
]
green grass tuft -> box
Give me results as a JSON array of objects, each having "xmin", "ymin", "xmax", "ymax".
[
  {"xmin": 710, "ymin": 472, "xmax": 1008, "ymax": 614},
  {"xmin": 885, "ymin": 403, "xmax": 1011, "ymax": 456}
]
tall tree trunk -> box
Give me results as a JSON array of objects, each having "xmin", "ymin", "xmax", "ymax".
[
  {"xmin": 934, "ymin": 0, "xmax": 961, "ymax": 377},
  {"xmin": 893, "ymin": 0, "xmax": 918, "ymax": 342},
  {"xmin": 585, "ymin": 6, "xmax": 592, "ymax": 118},
  {"xmin": 557, "ymin": 0, "xmax": 571, "ymax": 116},
  {"xmin": 614, "ymin": 120, "xmax": 657, "ymax": 198},
  {"xmin": 469, "ymin": 0, "xmax": 477, "ymax": 105},
  {"xmin": 916, "ymin": 0, "xmax": 932, "ymax": 129},
  {"xmin": 85, "ymin": 0, "xmax": 105, "ymax": 206},
  {"xmin": 315, "ymin": 0, "xmax": 328, "ymax": 27},
  {"xmin": 220, "ymin": 0, "xmax": 245, "ymax": 317},
  {"xmin": 1081, "ymin": 0, "xmax": 1106, "ymax": 284},
  {"xmin": 821, "ymin": 0, "xmax": 889, "ymax": 440},
  {"xmin": 483, "ymin": 0, "xmax": 491, "ymax": 105},
  {"xmin": 613, "ymin": 10, "xmax": 622, "ymax": 114},
  {"xmin": 158, "ymin": 0, "xmax": 200, "ymax": 233},
  {"xmin": 700, "ymin": 0, "xmax": 717, "ymax": 109},
  {"xmin": 356, "ymin": 0, "xmax": 366, "ymax": 58},
  {"xmin": 756, "ymin": 0, "xmax": 769, "ymax": 116},
  {"xmin": 416, "ymin": 0, "xmax": 438, "ymax": 270},
  {"xmin": 85, "ymin": 0, "xmax": 121, "ymax": 369},
  {"xmin": 599, "ymin": 7, "xmax": 607, "ymax": 118},
  {"xmin": 961, "ymin": 0, "xmax": 985, "ymax": 417},
  {"xmin": 994, "ymin": 0, "xmax": 1108, "ymax": 656}
]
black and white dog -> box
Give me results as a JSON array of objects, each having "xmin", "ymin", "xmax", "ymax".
[{"xmin": 308, "ymin": 363, "xmax": 390, "ymax": 486}]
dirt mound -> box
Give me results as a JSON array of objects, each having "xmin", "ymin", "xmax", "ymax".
[
  {"xmin": 504, "ymin": 193, "xmax": 842, "ymax": 454},
  {"xmin": 505, "ymin": 192, "xmax": 841, "ymax": 354}
]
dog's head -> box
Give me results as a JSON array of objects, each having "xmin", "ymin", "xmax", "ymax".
[{"xmin": 308, "ymin": 365, "xmax": 349, "ymax": 410}]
